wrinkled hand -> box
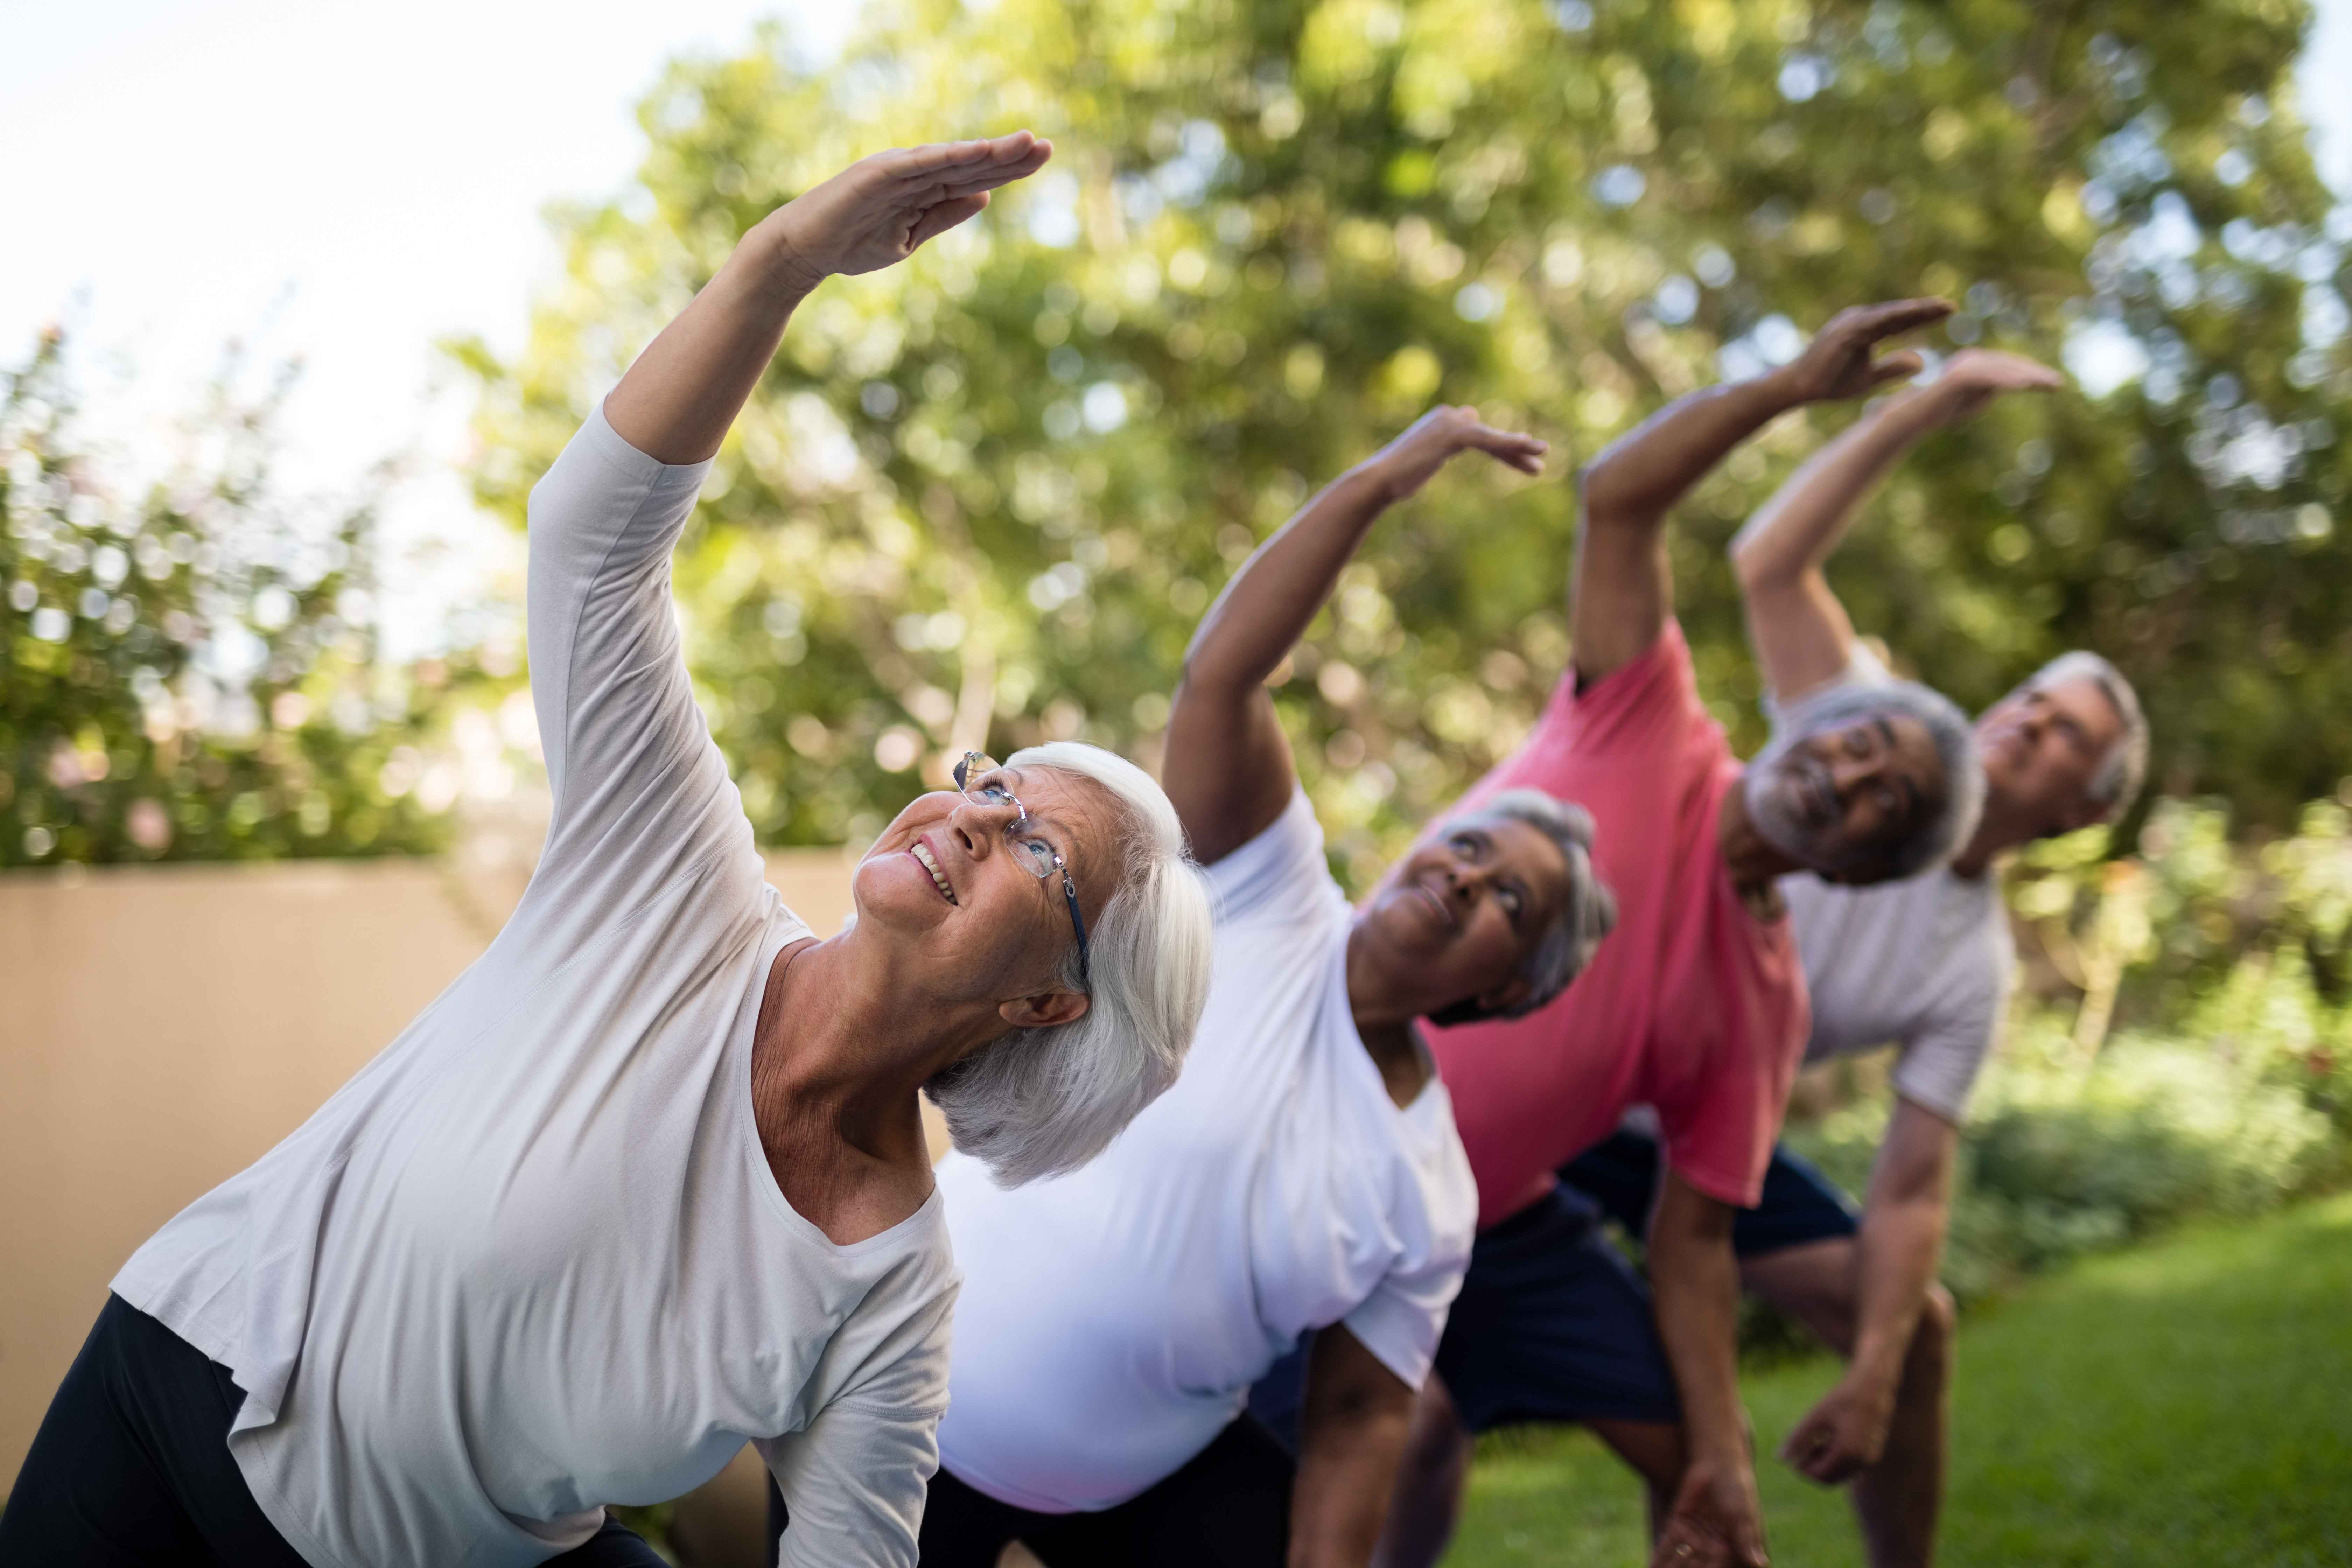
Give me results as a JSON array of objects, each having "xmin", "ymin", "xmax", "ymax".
[
  {"xmin": 1651, "ymin": 1459, "xmax": 1769, "ymax": 1568},
  {"xmin": 1772, "ymin": 298, "xmax": 1954, "ymax": 404},
  {"xmin": 1776, "ymin": 1371, "xmax": 1897, "ymax": 1486},
  {"xmin": 1370, "ymin": 405, "xmax": 1547, "ymax": 501},
  {"xmin": 1926, "ymin": 348, "xmax": 2065, "ymax": 423},
  {"xmin": 754, "ymin": 132, "xmax": 1053, "ymax": 290}
]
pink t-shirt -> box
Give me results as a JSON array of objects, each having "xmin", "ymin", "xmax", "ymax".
[{"xmin": 1428, "ymin": 623, "xmax": 1809, "ymax": 1226}]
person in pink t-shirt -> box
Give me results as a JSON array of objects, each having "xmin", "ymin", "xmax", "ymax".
[{"xmin": 1373, "ymin": 302, "xmax": 1987, "ymax": 1568}]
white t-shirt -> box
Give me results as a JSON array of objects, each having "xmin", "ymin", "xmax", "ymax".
[
  {"xmin": 933, "ymin": 789, "xmax": 1476, "ymax": 1514},
  {"xmin": 1771, "ymin": 649, "xmax": 2016, "ymax": 1122},
  {"xmin": 114, "ymin": 406, "xmax": 958, "ymax": 1568}
]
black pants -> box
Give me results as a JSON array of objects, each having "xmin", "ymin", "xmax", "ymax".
[
  {"xmin": 910, "ymin": 1415, "xmax": 1292, "ymax": 1567},
  {"xmin": 0, "ymin": 1294, "xmax": 667, "ymax": 1567}
]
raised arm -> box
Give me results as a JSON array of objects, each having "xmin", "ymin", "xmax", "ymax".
[
  {"xmin": 1163, "ymin": 407, "xmax": 1545, "ymax": 865},
  {"xmin": 1569, "ymin": 299, "xmax": 1953, "ymax": 685},
  {"xmin": 606, "ymin": 133, "xmax": 1052, "ymax": 463},
  {"xmin": 1730, "ymin": 349, "xmax": 2061, "ymax": 703}
]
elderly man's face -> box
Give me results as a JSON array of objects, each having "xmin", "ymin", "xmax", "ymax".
[
  {"xmin": 1974, "ymin": 674, "xmax": 2124, "ymax": 835},
  {"xmin": 1745, "ymin": 711, "xmax": 1946, "ymax": 883}
]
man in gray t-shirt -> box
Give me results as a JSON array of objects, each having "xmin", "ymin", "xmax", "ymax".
[{"xmin": 1561, "ymin": 345, "xmax": 2148, "ymax": 1568}]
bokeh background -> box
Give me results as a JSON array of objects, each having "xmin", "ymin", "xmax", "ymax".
[{"xmin": 5, "ymin": 0, "xmax": 2350, "ymax": 1561}]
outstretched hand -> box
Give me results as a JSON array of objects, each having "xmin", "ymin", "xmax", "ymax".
[
  {"xmin": 1927, "ymin": 347, "xmax": 2065, "ymax": 423},
  {"xmin": 1773, "ymin": 298, "xmax": 1954, "ymax": 405},
  {"xmin": 756, "ymin": 132, "xmax": 1054, "ymax": 290},
  {"xmin": 1651, "ymin": 1460, "xmax": 1770, "ymax": 1568},
  {"xmin": 1369, "ymin": 405, "xmax": 1547, "ymax": 501},
  {"xmin": 1776, "ymin": 1371, "xmax": 1896, "ymax": 1485}
]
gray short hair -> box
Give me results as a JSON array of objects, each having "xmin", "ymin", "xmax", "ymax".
[
  {"xmin": 923, "ymin": 741, "xmax": 1213, "ymax": 1188},
  {"xmin": 1780, "ymin": 678, "xmax": 1986, "ymax": 881},
  {"xmin": 2030, "ymin": 651, "xmax": 2149, "ymax": 821},
  {"xmin": 1426, "ymin": 788, "xmax": 1618, "ymax": 1027}
]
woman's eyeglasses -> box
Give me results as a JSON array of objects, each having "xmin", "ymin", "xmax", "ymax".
[{"xmin": 952, "ymin": 752, "xmax": 1090, "ymax": 984}]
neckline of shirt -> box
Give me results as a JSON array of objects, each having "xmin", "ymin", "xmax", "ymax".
[{"xmin": 730, "ymin": 898, "xmax": 947, "ymax": 1257}]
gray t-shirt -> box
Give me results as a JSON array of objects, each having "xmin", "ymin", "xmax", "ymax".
[
  {"xmin": 115, "ymin": 405, "xmax": 957, "ymax": 1568},
  {"xmin": 1770, "ymin": 649, "xmax": 2015, "ymax": 1122}
]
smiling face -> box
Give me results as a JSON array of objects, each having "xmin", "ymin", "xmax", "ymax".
[
  {"xmin": 1746, "ymin": 710, "xmax": 1947, "ymax": 882},
  {"xmin": 1355, "ymin": 813, "xmax": 1576, "ymax": 1019},
  {"xmin": 1974, "ymin": 673, "xmax": 2125, "ymax": 836},
  {"xmin": 852, "ymin": 764, "xmax": 1120, "ymax": 1007}
]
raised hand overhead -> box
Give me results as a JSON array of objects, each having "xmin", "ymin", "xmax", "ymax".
[
  {"xmin": 1773, "ymin": 297, "xmax": 1956, "ymax": 404},
  {"xmin": 1568, "ymin": 296, "xmax": 1955, "ymax": 685},
  {"xmin": 765, "ymin": 132, "xmax": 1056, "ymax": 287},
  {"xmin": 609, "ymin": 133, "xmax": 1052, "ymax": 464},
  {"xmin": 1730, "ymin": 343, "xmax": 2065, "ymax": 704},
  {"xmin": 1166, "ymin": 405, "xmax": 1547, "ymax": 866},
  {"xmin": 1926, "ymin": 347, "xmax": 2065, "ymax": 423}
]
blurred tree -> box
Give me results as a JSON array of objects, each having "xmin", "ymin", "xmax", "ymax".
[
  {"xmin": 1, "ymin": 331, "xmax": 465, "ymax": 866},
  {"xmin": 458, "ymin": 0, "xmax": 2352, "ymax": 882}
]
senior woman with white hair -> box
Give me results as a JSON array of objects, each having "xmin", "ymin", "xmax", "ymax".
[
  {"xmin": 917, "ymin": 407, "xmax": 1618, "ymax": 1568},
  {"xmin": 0, "ymin": 133, "xmax": 1212, "ymax": 1568}
]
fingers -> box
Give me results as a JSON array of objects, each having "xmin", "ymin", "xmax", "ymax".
[
  {"xmin": 1864, "ymin": 349, "xmax": 1926, "ymax": 388},
  {"xmin": 1467, "ymin": 424, "xmax": 1549, "ymax": 474},
  {"xmin": 907, "ymin": 191, "xmax": 992, "ymax": 249},
  {"xmin": 884, "ymin": 131, "xmax": 1052, "ymax": 191},
  {"xmin": 1841, "ymin": 296, "xmax": 1955, "ymax": 342},
  {"xmin": 1652, "ymin": 1525, "xmax": 1727, "ymax": 1568}
]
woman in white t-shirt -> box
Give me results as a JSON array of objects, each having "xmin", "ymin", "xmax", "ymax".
[
  {"xmin": 0, "ymin": 135, "xmax": 1213, "ymax": 1568},
  {"xmin": 922, "ymin": 408, "xmax": 1618, "ymax": 1568}
]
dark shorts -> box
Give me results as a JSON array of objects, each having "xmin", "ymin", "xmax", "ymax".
[
  {"xmin": 1562, "ymin": 1130, "xmax": 1860, "ymax": 1260},
  {"xmin": 914, "ymin": 1415, "xmax": 1291, "ymax": 1567},
  {"xmin": 0, "ymin": 1294, "xmax": 675, "ymax": 1567},
  {"xmin": 1251, "ymin": 1136, "xmax": 1860, "ymax": 1438}
]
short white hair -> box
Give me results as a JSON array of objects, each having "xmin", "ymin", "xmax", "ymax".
[
  {"xmin": 924, "ymin": 741, "xmax": 1214, "ymax": 1186},
  {"xmin": 2030, "ymin": 651, "xmax": 2149, "ymax": 821}
]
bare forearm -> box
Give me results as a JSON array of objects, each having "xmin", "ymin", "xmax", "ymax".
[
  {"xmin": 1182, "ymin": 464, "xmax": 1398, "ymax": 692},
  {"xmin": 1289, "ymin": 1406, "xmax": 1414, "ymax": 1568},
  {"xmin": 1850, "ymin": 1196, "xmax": 1947, "ymax": 1388},
  {"xmin": 605, "ymin": 220, "xmax": 816, "ymax": 465},
  {"xmin": 1651, "ymin": 1214, "xmax": 1749, "ymax": 1465},
  {"xmin": 1730, "ymin": 386, "xmax": 1949, "ymax": 584},
  {"xmin": 1581, "ymin": 371, "xmax": 1803, "ymax": 534}
]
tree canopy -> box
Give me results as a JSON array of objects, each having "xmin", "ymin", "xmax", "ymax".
[
  {"xmin": 2, "ymin": 334, "xmax": 464, "ymax": 866},
  {"xmin": 456, "ymin": 0, "xmax": 2350, "ymax": 882}
]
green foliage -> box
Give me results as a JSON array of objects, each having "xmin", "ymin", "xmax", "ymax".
[
  {"xmin": 463, "ymin": 0, "xmax": 2352, "ymax": 878},
  {"xmin": 1, "ymin": 333, "xmax": 461, "ymax": 866},
  {"xmin": 1458, "ymin": 1194, "xmax": 2352, "ymax": 1566}
]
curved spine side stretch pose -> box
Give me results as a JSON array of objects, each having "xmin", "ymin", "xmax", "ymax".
[
  {"xmin": 0, "ymin": 134, "xmax": 1217, "ymax": 1568},
  {"xmin": 917, "ymin": 408, "xmax": 1617, "ymax": 1568},
  {"xmin": 1614, "ymin": 341, "xmax": 2136, "ymax": 1568},
  {"xmin": 1361, "ymin": 302, "xmax": 1990, "ymax": 1568}
]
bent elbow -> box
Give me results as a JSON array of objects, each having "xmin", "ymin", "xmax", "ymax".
[{"xmin": 1574, "ymin": 461, "xmax": 1635, "ymax": 533}]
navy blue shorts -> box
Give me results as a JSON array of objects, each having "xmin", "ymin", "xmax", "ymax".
[
  {"xmin": 1251, "ymin": 1137, "xmax": 1859, "ymax": 1439},
  {"xmin": 1561, "ymin": 1130, "xmax": 1860, "ymax": 1260}
]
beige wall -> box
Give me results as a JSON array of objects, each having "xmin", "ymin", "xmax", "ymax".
[{"xmin": 0, "ymin": 849, "xmax": 860, "ymax": 1492}]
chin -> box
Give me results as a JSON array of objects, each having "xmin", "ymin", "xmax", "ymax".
[{"xmin": 850, "ymin": 854, "xmax": 946, "ymax": 932}]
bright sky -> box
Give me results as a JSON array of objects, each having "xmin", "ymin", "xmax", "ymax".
[
  {"xmin": 0, "ymin": 0, "xmax": 849, "ymax": 650},
  {"xmin": 1, "ymin": 0, "xmax": 2347, "ymax": 651}
]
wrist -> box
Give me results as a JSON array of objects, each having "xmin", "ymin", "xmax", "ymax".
[
  {"xmin": 1350, "ymin": 453, "xmax": 1414, "ymax": 506},
  {"xmin": 1746, "ymin": 367, "xmax": 1812, "ymax": 415},
  {"xmin": 1845, "ymin": 1336, "xmax": 1908, "ymax": 1398},
  {"xmin": 1688, "ymin": 1440, "xmax": 1755, "ymax": 1478},
  {"xmin": 737, "ymin": 215, "xmax": 829, "ymax": 302}
]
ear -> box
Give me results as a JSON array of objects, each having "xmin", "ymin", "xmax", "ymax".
[{"xmin": 999, "ymin": 989, "xmax": 1091, "ymax": 1030}]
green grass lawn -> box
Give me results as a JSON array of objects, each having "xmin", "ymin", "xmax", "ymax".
[{"xmin": 1452, "ymin": 1193, "xmax": 2352, "ymax": 1567}]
